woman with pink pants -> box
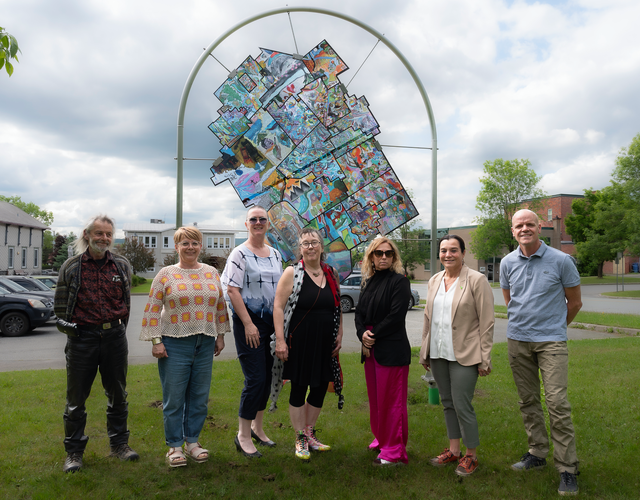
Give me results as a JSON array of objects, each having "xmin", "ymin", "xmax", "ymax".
[{"xmin": 355, "ymin": 237, "xmax": 412, "ymax": 466}]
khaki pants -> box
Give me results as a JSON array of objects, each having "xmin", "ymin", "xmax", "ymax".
[{"xmin": 508, "ymin": 339, "xmax": 579, "ymax": 473}]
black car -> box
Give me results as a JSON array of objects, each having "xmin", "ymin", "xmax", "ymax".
[
  {"xmin": 0, "ymin": 285, "xmax": 54, "ymax": 337},
  {"xmin": 0, "ymin": 277, "xmax": 55, "ymax": 305}
]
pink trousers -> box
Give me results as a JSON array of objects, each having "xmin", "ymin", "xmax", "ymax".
[{"xmin": 364, "ymin": 350, "xmax": 409, "ymax": 463}]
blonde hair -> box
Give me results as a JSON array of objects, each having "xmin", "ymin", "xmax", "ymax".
[
  {"xmin": 174, "ymin": 226, "xmax": 203, "ymax": 245},
  {"xmin": 361, "ymin": 237, "xmax": 403, "ymax": 281}
]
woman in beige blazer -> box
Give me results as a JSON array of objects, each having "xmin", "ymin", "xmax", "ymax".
[{"xmin": 419, "ymin": 235, "xmax": 494, "ymax": 476}]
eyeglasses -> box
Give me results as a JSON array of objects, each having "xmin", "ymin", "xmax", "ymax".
[
  {"xmin": 178, "ymin": 241, "xmax": 201, "ymax": 248},
  {"xmin": 373, "ymin": 249, "xmax": 395, "ymax": 258},
  {"xmin": 300, "ymin": 240, "xmax": 321, "ymax": 249},
  {"xmin": 248, "ymin": 217, "xmax": 268, "ymax": 224}
]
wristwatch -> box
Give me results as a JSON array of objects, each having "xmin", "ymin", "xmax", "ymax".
[{"xmin": 151, "ymin": 337, "xmax": 163, "ymax": 345}]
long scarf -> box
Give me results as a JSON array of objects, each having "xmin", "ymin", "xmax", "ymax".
[{"xmin": 269, "ymin": 259, "xmax": 344, "ymax": 411}]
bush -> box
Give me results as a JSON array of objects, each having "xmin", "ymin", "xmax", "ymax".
[{"xmin": 131, "ymin": 275, "xmax": 147, "ymax": 287}]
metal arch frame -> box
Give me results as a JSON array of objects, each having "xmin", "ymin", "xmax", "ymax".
[{"xmin": 176, "ymin": 6, "xmax": 439, "ymax": 272}]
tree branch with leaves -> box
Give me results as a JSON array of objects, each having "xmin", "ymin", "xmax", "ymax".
[{"xmin": 0, "ymin": 27, "xmax": 21, "ymax": 77}]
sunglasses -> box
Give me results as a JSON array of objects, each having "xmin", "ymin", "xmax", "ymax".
[
  {"xmin": 248, "ymin": 217, "xmax": 268, "ymax": 224},
  {"xmin": 373, "ymin": 249, "xmax": 395, "ymax": 258}
]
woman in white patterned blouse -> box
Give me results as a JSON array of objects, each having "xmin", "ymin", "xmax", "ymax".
[{"xmin": 140, "ymin": 227, "xmax": 230, "ymax": 467}]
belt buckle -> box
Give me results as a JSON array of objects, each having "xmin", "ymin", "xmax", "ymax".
[
  {"xmin": 103, "ymin": 319, "xmax": 120, "ymax": 330},
  {"xmin": 102, "ymin": 322, "xmax": 112, "ymax": 330}
]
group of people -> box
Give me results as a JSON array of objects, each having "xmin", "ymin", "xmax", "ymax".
[{"xmin": 55, "ymin": 207, "xmax": 582, "ymax": 496}]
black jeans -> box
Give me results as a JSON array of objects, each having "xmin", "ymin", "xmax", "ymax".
[{"xmin": 63, "ymin": 323, "xmax": 130, "ymax": 453}]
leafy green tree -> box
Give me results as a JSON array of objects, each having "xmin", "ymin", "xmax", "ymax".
[
  {"xmin": 612, "ymin": 133, "xmax": 640, "ymax": 255},
  {"xmin": 42, "ymin": 230, "xmax": 54, "ymax": 267},
  {"xmin": 565, "ymin": 187, "xmax": 627, "ymax": 278},
  {"xmin": 53, "ymin": 233, "xmax": 77, "ymax": 270},
  {"xmin": 0, "ymin": 195, "xmax": 54, "ymax": 226},
  {"xmin": 48, "ymin": 234, "xmax": 67, "ymax": 266},
  {"xmin": 389, "ymin": 220, "xmax": 429, "ymax": 278},
  {"xmin": 470, "ymin": 158, "xmax": 546, "ymax": 259},
  {"xmin": 114, "ymin": 238, "xmax": 156, "ymax": 275},
  {"xmin": 0, "ymin": 27, "xmax": 21, "ymax": 77}
]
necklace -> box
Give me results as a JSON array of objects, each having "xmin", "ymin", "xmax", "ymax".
[{"xmin": 306, "ymin": 265, "xmax": 322, "ymax": 277}]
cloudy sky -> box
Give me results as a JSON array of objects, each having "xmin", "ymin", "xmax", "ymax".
[{"xmin": 1, "ymin": 0, "xmax": 638, "ymax": 237}]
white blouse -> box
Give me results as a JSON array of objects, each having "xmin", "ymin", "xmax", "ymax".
[{"xmin": 430, "ymin": 276, "xmax": 458, "ymax": 362}]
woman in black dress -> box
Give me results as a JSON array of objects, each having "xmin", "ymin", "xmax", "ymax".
[{"xmin": 272, "ymin": 228, "xmax": 343, "ymax": 460}]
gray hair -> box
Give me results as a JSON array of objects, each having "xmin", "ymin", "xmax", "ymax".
[
  {"xmin": 73, "ymin": 214, "xmax": 116, "ymax": 254},
  {"xmin": 296, "ymin": 227, "xmax": 326, "ymax": 263}
]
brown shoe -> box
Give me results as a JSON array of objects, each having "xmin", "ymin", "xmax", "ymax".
[
  {"xmin": 429, "ymin": 448, "xmax": 461, "ymax": 467},
  {"xmin": 455, "ymin": 454, "xmax": 478, "ymax": 476}
]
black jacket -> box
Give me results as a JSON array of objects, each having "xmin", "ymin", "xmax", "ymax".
[{"xmin": 355, "ymin": 270, "xmax": 411, "ymax": 366}]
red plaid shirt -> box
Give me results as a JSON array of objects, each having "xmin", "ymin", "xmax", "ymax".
[{"xmin": 72, "ymin": 251, "xmax": 129, "ymax": 325}]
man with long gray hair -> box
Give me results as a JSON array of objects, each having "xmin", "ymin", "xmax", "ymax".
[{"xmin": 54, "ymin": 215, "xmax": 139, "ymax": 473}]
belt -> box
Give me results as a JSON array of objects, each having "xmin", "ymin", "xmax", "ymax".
[{"xmin": 77, "ymin": 318, "xmax": 123, "ymax": 331}]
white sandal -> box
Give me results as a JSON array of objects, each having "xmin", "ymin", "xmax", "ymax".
[
  {"xmin": 166, "ymin": 447, "xmax": 187, "ymax": 467},
  {"xmin": 184, "ymin": 442, "xmax": 209, "ymax": 463}
]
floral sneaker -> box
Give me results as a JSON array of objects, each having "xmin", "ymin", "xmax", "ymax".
[
  {"xmin": 429, "ymin": 448, "xmax": 462, "ymax": 467},
  {"xmin": 455, "ymin": 454, "xmax": 479, "ymax": 476},
  {"xmin": 305, "ymin": 425, "xmax": 331, "ymax": 452},
  {"xmin": 295, "ymin": 431, "xmax": 310, "ymax": 460}
]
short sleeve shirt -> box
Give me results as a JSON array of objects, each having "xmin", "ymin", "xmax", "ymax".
[
  {"xmin": 500, "ymin": 241, "xmax": 580, "ymax": 342},
  {"xmin": 221, "ymin": 244, "xmax": 282, "ymax": 323}
]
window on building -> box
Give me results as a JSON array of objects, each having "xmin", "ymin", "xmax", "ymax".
[
  {"xmin": 225, "ymin": 237, "xmax": 230, "ymax": 249},
  {"xmin": 424, "ymin": 261, "xmax": 430, "ymax": 271},
  {"xmin": 8, "ymin": 246, "xmax": 14, "ymax": 268},
  {"xmin": 21, "ymin": 247, "xmax": 28, "ymax": 268},
  {"xmin": 144, "ymin": 236, "xmax": 150, "ymax": 248},
  {"xmin": 163, "ymin": 236, "xmax": 169, "ymax": 248},
  {"xmin": 213, "ymin": 237, "xmax": 218, "ymax": 249},
  {"xmin": 151, "ymin": 236, "xmax": 157, "ymax": 248},
  {"xmin": 548, "ymin": 209, "xmax": 552, "ymax": 221},
  {"xmin": 207, "ymin": 237, "xmax": 213, "ymax": 249},
  {"xmin": 34, "ymin": 248, "xmax": 40, "ymax": 268}
]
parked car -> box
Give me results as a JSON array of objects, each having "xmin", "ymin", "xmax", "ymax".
[
  {"xmin": 0, "ymin": 285, "xmax": 54, "ymax": 337},
  {"xmin": 0, "ymin": 277, "xmax": 55, "ymax": 309},
  {"xmin": 31, "ymin": 276, "xmax": 58, "ymax": 289},
  {"xmin": 339, "ymin": 272, "xmax": 420, "ymax": 313}
]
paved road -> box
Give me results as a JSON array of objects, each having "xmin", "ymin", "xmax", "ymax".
[{"xmin": 0, "ymin": 291, "xmax": 628, "ymax": 373}]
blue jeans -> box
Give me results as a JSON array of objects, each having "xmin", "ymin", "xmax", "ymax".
[{"xmin": 158, "ymin": 334, "xmax": 216, "ymax": 447}]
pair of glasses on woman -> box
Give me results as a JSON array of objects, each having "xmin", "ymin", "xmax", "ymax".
[
  {"xmin": 373, "ymin": 249, "xmax": 395, "ymax": 258},
  {"xmin": 248, "ymin": 217, "xmax": 268, "ymax": 225},
  {"xmin": 300, "ymin": 240, "xmax": 321, "ymax": 249},
  {"xmin": 178, "ymin": 241, "xmax": 201, "ymax": 248}
]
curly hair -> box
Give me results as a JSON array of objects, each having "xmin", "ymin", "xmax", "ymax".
[{"xmin": 360, "ymin": 236, "xmax": 403, "ymax": 281}]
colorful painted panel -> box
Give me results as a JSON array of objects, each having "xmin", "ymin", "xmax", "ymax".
[{"xmin": 208, "ymin": 40, "xmax": 419, "ymax": 280}]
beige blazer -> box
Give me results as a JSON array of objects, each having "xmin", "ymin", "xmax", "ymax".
[{"xmin": 419, "ymin": 265, "xmax": 495, "ymax": 371}]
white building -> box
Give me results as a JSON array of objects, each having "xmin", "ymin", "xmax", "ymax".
[
  {"xmin": 0, "ymin": 201, "xmax": 49, "ymax": 275},
  {"xmin": 122, "ymin": 220, "xmax": 237, "ymax": 279}
]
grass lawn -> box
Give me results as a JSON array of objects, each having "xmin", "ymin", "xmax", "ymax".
[
  {"xmin": 493, "ymin": 305, "xmax": 640, "ymax": 330},
  {"xmin": 580, "ymin": 276, "xmax": 640, "ymax": 285},
  {"xmin": 601, "ymin": 290, "xmax": 640, "ymax": 298},
  {"xmin": 131, "ymin": 283, "xmax": 152, "ymax": 295},
  {"xmin": 1, "ymin": 339, "xmax": 639, "ymax": 499}
]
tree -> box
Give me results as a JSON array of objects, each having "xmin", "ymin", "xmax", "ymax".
[
  {"xmin": 389, "ymin": 220, "xmax": 429, "ymax": 278},
  {"xmin": 470, "ymin": 158, "xmax": 546, "ymax": 259},
  {"xmin": 42, "ymin": 230, "xmax": 54, "ymax": 267},
  {"xmin": 0, "ymin": 26, "xmax": 20, "ymax": 76},
  {"xmin": 565, "ymin": 187, "xmax": 627, "ymax": 278},
  {"xmin": 114, "ymin": 238, "xmax": 156, "ymax": 275},
  {"xmin": 612, "ymin": 133, "xmax": 640, "ymax": 256},
  {"xmin": 49, "ymin": 234, "xmax": 67, "ymax": 266},
  {"xmin": 0, "ymin": 195, "xmax": 54, "ymax": 226},
  {"xmin": 53, "ymin": 233, "xmax": 77, "ymax": 270}
]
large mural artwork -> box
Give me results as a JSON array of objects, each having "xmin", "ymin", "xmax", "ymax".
[{"xmin": 208, "ymin": 40, "xmax": 418, "ymax": 280}]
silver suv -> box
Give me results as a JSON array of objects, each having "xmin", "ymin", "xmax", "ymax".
[{"xmin": 339, "ymin": 273, "xmax": 420, "ymax": 313}]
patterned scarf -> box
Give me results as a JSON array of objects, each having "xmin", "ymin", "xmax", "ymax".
[{"xmin": 269, "ymin": 259, "xmax": 344, "ymax": 411}]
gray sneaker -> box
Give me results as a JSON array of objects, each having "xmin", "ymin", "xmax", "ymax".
[
  {"xmin": 558, "ymin": 471, "xmax": 579, "ymax": 496},
  {"xmin": 63, "ymin": 452, "xmax": 83, "ymax": 473},
  {"xmin": 511, "ymin": 452, "xmax": 547, "ymax": 471},
  {"xmin": 110, "ymin": 443, "xmax": 140, "ymax": 461}
]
